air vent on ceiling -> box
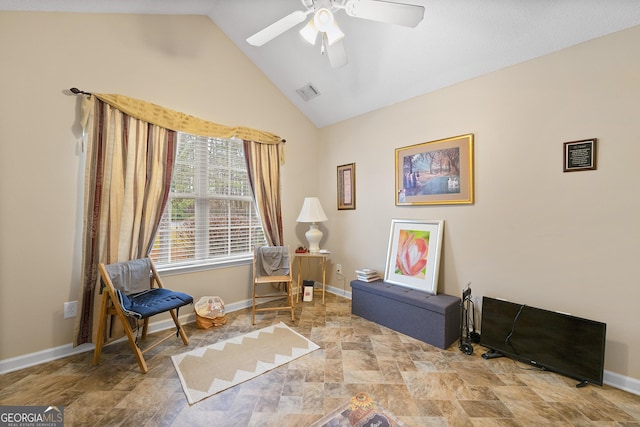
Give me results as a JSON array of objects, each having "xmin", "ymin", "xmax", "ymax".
[{"xmin": 296, "ymin": 83, "xmax": 321, "ymax": 102}]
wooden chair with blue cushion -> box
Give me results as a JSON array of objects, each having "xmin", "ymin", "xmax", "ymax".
[{"xmin": 94, "ymin": 257, "xmax": 193, "ymax": 373}]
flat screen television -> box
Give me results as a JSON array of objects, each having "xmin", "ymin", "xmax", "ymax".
[{"xmin": 480, "ymin": 296, "xmax": 606, "ymax": 387}]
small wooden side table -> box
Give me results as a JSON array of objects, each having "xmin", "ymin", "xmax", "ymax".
[{"xmin": 294, "ymin": 251, "xmax": 329, "ymax": 304}]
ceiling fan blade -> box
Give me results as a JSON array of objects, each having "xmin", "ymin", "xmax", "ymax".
[
  {"xmin": 345, "ymin": 0, "xmax": 425, "ymax": 27},
  {"xmin": 326, "ymin": 38, "xmax": 348, "ymax": 68},
  {"xmin": 247, "ymin": 10, "xmax": 309, "ymax": 46}
]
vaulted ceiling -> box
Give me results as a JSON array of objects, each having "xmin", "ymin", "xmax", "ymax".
[{"xmin": 3, "ymin": 0, "xmax": 640, "ymax": 127}]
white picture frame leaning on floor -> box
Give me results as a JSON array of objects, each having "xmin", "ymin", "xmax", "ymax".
[{"xmin": 384, "ymin": 219, "xmax": 444, "ymax": 295}]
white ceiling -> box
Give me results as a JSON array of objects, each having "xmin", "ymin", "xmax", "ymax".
[{"xmin": 3, "ymin": 0, "xmax": 640, "ymax": 127}]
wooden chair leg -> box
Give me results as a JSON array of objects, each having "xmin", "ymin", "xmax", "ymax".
[
  {"xmin": 288, "ymin": 283, "xmax": 295, "ymax": 321},
  {"xmin": 93, "ymin": 291, "xmax": 148, "ymax": 373},
  {"xmin": 93, "ymin": 292, "xmax": 109, "ymax": 366},
  {"xmin": 119, "ymin": 314, "xmax": 148, "ymax": 374},
  {"xmin": 252, "ymin": 284, "xmax": 257, "ymax": 325},
  {"xmin": 141, "ymin": 318, "xmax": 149, "ymax": 339},
  {"xmin": 169, "ymin": 309, "xmax": 189, "ymax": 345}
]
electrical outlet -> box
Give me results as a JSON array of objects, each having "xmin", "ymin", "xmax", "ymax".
[
  {"xmin": 64, "ymin": 301, "xmax": 78, "ymax": 319},
  {"xmin": 336, "ymin": 264, "xmax": 342, "ymax": 274}
]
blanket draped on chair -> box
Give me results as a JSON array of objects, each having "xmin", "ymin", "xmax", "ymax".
[
  {"xmin": 257, "ymin": 246, "xmax": 290, "ymax": 276},
  {"xmin": 104, "ymin": 258, "xmax": 152, "ymax": 295}
]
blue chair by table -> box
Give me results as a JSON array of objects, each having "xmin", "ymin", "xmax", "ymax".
[{"xmin": 94, "ymin": 257, "xmax": 193, "ymax": 373}]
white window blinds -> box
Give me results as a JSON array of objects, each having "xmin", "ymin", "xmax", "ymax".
[{"xmin": 150, "ymin": 134, "xmax": 265, "ymax": 270}]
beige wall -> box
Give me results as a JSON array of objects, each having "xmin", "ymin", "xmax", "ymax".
[
  {"xmin": 1, "ymin": 12, "xmax": 639, "ymax": 382},
  {"xmin": 318, "ymin": 26, "xmax": 640, "ymax": 379}
]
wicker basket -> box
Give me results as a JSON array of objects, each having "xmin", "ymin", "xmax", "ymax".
[{"xmin": 194, "ymin": 296, "xmax": 227, "ymax": 329}]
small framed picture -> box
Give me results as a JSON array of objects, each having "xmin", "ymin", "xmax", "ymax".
[
  {"xmin": 563, "ymin": 138, "xmax": 597, "ymax": 172},
  {"xmin": 337, "ymin": 163, "xmax": 356, "ymax": 210},
  {"xmin": 384, "ymin": 219, "xmax": 444, "ymax": 295}
]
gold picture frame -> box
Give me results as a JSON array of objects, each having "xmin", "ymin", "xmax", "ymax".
[
  {"xmin": 395, "ymin": 134, "xmax": 474, "ymax": 205},
  {"xmin": 337, "ymin": 163, "xmax": 356, "ymax": 210}
]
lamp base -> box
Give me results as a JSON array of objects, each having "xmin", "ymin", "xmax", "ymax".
[{"xmin": 305, "ymin": 223, "xmax": 323, "ymax": 253}]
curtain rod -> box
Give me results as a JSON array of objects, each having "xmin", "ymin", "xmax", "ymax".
[{"xmin": 70, "ymin": 87, "xmax": 92, "ymax": 96}]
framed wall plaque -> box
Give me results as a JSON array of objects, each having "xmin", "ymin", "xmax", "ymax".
[{"xmin": 564, "ymin": 138, "xmax": 597, "ymax": 172}]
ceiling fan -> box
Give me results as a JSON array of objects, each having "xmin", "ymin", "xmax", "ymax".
[{"xmin": 246, "ymin": 0, "xmax": 425, "ymax": 68}]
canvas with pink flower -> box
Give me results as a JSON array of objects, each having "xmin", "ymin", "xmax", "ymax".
[{"xmin": 384, "ymin": 219, "xmax": 444, "ymax": 295}]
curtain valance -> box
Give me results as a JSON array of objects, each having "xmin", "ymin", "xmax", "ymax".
[{"xmin": 91, "ymin": 93, "xmax": 283, "ymax": 145}]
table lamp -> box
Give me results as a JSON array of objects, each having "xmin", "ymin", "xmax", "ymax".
[{"xmin": 296, "ymin": 197, "xmax": 328, "ymax": 253}]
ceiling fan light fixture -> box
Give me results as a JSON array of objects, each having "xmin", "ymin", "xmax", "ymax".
[
  {"xmin": 299, "ymin": 19, "xmax": 319, "ymax": 45},
  {"xmin": 313, "ymin": 8, "xmax": 334, "ymax": 32},
  {"xmin": 300, "ymin": 7, "xmax": 344, "ymax": 47},
  {"xmin": 325, "ymin": 21, "xmax": 344, "ymax": 46}
]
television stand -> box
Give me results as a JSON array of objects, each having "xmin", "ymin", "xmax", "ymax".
[{"xmin": 481, "ymin": 349, "xmax": 504, "ymax": 360}]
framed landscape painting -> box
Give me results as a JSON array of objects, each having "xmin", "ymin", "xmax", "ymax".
[
  {"xmin": 384, "ymin": 219, "xmax": 444, "ymax": 295},
  {"xmin": 395, "ymin": 134, "xmax": 474, "ymax": 205}
]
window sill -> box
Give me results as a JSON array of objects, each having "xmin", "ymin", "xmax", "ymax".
[{"xmin": 155, "ymin": 256, "xmax": 252, "ymax": 276}]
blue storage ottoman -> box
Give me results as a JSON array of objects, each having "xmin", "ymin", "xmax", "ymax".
[{"xmin": 350, "ymin": 280, "xmax": 460, "ymax": 349}]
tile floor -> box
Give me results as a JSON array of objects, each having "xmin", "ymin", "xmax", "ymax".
[{"xmin": 1, "ymin": 293, "xmax": 639, "ymax": 426}]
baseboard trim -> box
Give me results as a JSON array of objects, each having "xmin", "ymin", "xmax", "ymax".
[
  {"xmin": 604, "ymin": 370, "xmax": 640, "ymax": 395},
  {"xmin": 326, "ymin": 284, "xmax": 352, "ymax": 300},
  {"xmin": 0, "ymin": 342, "xmax": 96, "ymax": 375},
  {"xmin": 5, "ymin": 289, "xmax": 636, "ymax": 398},
  {"xmin": 0, "ymin": 298, "xmax": 254, "ymax": 375}
]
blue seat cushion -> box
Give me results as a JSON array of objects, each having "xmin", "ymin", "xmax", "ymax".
[{"xmin": 118, "ymin": 288, "xmax": 193, "ymax": 319}]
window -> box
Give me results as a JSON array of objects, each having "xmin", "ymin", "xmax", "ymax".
[{"xmin": 150, "ymin": 133, "xmax": 265, "ymax": 271}]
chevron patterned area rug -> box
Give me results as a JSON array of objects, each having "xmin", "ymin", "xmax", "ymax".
[{"xmin": 171, "ymin": 322, "xmax": 319, "ymax": 404}]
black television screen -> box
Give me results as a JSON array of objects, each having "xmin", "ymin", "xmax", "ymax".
[{"xmin": 480, "ymin": 296, "xmax": 606, "ymax": 386}]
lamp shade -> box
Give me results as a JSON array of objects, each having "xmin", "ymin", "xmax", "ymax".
[{"xmin": 296, "ymin": 197, "xmax": 328, "ymax": 223}]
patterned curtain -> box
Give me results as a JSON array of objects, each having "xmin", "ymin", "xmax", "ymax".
[
  {"xmin": 244, "ymin": 140, "xmax": 284, "ymax": 247},
  {"xmin": 74, "ymin": 96, "xmax": 176, "ymax": 346}
]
